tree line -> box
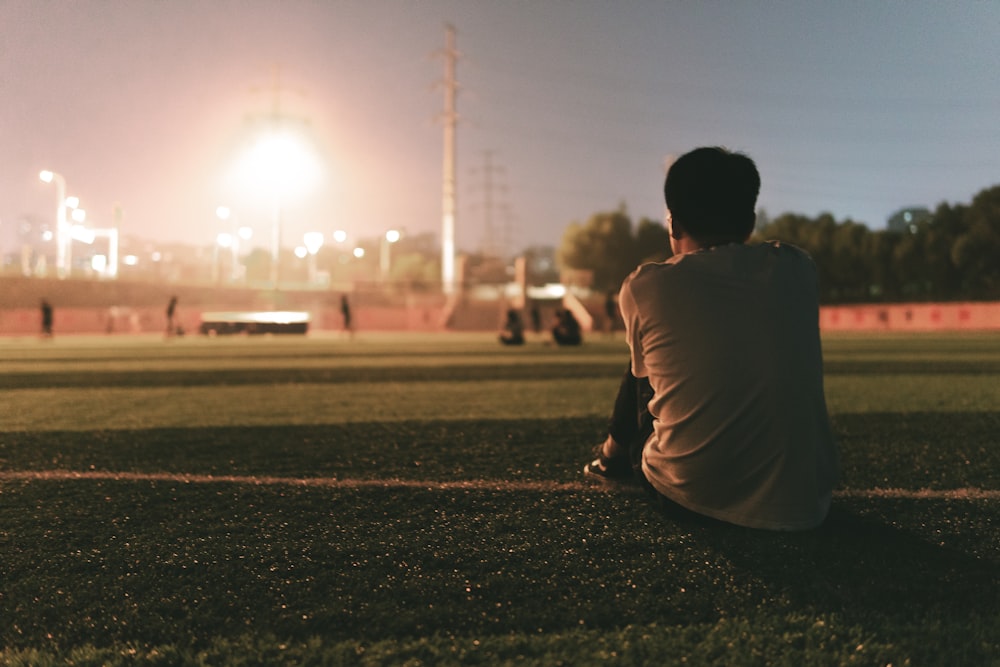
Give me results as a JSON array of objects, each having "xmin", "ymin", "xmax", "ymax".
[{"xmin": 557, "ymin": 184, "xmax": 1000, "ymax": 303}]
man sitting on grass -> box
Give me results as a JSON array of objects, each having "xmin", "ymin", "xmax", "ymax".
[{"xmin": 584, "ymin": 146, "xmax": 839, "ymax": 531}]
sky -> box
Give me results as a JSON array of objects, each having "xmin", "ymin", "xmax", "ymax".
[{"xmin": 2, "ymin": 1, "xmax": 998, "ymax": 258}]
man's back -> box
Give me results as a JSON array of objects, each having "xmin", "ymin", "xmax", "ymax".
[{"xmin": 620, "ymin": 241, "xmax": 839, "ymax": 530}]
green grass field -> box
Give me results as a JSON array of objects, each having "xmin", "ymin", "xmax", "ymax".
[{"xmin": 1, "ymin": 331, "xmax": 998, "ymax": 666}]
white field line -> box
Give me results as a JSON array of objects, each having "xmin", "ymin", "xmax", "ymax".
[{"xmin": 0, "ymin": 470, "xmax": 997, "ymax": 500}]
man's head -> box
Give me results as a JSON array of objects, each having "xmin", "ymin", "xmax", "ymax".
[{"xmin": 664, "ymin": 146, "xmax": 760, "ymax": 249}]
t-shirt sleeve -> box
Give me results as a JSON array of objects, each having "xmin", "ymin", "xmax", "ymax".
[{"xmin": 618, "ymin": 274, "xmax": 648, "ymax": 378}]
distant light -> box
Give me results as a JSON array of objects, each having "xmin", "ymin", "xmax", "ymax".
[
  {"xmin": 217, "ymin": 232, "xmax": 233, "ymax": 248},
  {"xmin": 91, "ymin": 255, "xmax": 107, "ymax": 272},
  {"xmin": 236, "ymin": 129, "xmax": 322, "ymax": 199},
  {"xmin": 333, "ymin": 230, "xmax": 347, "ymax": 243},
  {"xmin": 201, "ymin": 310, "xmax": 310, "ymax": 325},
  {"xmin": 216, "ymin": 206, "xmax": 231, "ymax": 221},
  {"xmin": 39, "ymin": 170, "xmax": 54, "ymax": 183},
  {"xmin": 124, "ymin": 255, "xmax": 139, "ymax": 266},
  {"xmin": 526, "ymin": 283, "xmax": 567, "ymax": 299},
  {"xmin": 71, "ymin": 208, "xmax": 86, "ymax": 223},
  {"xmin": 303, "ymin": 231, "xmax": 324, "ymax": 254},
  {"xmin": 385, "ymin": 229, "xmax": 401, "ymax": 243},
  {"xmin": 65, "ymin": 196, "xmax": 80, "ymax": 209},
  {"xmin": 295, "ymin": 246, "xmax": 308, "ymax": 259},
  {"xmin": 42, "ymin": 230, "xmax": 54, "ymax": 242},
  {"xmin": 151, "ymin": 252, "xmax": 162, "ymax": 262},
  {"xmin": 238, "ymin": 226, "xmax": 253, "ymax": 241},
  {"xmin": 353, "ymin": 247, "xmax": 365, "ymax": 258}
]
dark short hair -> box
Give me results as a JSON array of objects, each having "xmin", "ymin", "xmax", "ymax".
[{"xmin": 664, "ymin": 146, "xmax": 760, "ymax": 245}]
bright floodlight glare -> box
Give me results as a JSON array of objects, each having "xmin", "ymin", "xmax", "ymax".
[
  {"xmin": 238, "ymin": 226, "xmax": 253, "ymax": 241},
  {"xmin": 71, "ymin": 208, "xmax": 86, "ymax": 223},
  {"xmin": 65, "ymin": 196, "xmax": 80, "ymax": 209},
  {"xmin": 91, "ymin": 255, "xmax": 107, "ymax": 272},
  {"xmin": 216, "ymin": 206, "xmax": 231, "ymax": 221},
  {"xmin": 385, "ymin": 229, "xmax": 401, "ymax": 243},
  {"xmin": 71, "ymin": 225, "xmax": 95, "ymax": 244},
  {"xmin": 216, "ymin": 232, "xmax": 233, "ymax": 248},
  {"xmin": 294, "ymin": 246, "xmax": 308, "ymax": 259},
  {"xmin": 124, "ymin": 255, "xmax": 138, "ymax": 266},
  {"xmin": 303, "ymin": 231, "xmax": 324, "ymax": 254},
  {"xmin": 237, "ymin": 129, "xmax": 322, "ymax": 198},
  {"xmin": 353, "ymin": 247, "xmax": 365, "ymax": 258},
  {"xmin": 333, "ymin": 230, "xmax": 347, "ymax": 243},
  {"xmin": 39, "ymin": 170, "xmax": 54, "ymax": 183}
]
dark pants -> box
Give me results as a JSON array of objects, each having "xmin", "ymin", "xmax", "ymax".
[
  {"xmin": 607, "ymin": 366, "xmax": 718, "ymax": 525},
  {"xmin": 607, "ymin": 366, "xmax": 655, "ymax": 474}
]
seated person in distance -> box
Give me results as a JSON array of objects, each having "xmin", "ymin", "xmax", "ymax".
[
  {"xmin": 552, "ymin": 308, "xmax": 582, "ymax": 346},
  {"xmin": 499, "ymin": 308, "xmax": 526, "ymax": 346}
]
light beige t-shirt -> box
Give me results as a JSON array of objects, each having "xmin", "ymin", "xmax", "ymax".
[{"xmin": 619, "ymin": 241, "xmax": 838, "ymax": 530}]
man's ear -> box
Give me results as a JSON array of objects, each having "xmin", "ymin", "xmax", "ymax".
[
  {"xmin": 666, "ymin": 209, "xmax": 686, "ymax": 240},
  {"xmin": 670, "ymin": 220, "xmax": 685, "ymax": 240}
]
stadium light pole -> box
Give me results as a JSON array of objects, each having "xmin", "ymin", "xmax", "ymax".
[{"xmin": 39, "ymin": 170, "xmax": 69, "ymax": 279}]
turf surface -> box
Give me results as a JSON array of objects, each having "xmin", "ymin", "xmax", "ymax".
[{"xmin": 0, "ymin": 332, "xmax": 997, "ymax": 665}]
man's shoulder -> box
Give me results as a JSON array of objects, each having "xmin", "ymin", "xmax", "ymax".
[
  {"xmin": 623, "ymin": 242, "xmax": 815, "ymax": 292},
  {"xmin": 757, "ymin": 239, "xmax": 813, "ymax": 258},
  {"xmin": 622, "ymin": 257, "xmax": 681, "ymax": 292}
]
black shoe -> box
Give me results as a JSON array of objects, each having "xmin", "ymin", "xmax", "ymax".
[{"xmin": 583, "ymin": 442, "xmax": 632, "ymax": 480}]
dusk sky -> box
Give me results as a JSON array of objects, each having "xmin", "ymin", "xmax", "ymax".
[{"xmin": 2, "ymin": 1, "xmax": 998, "ymax": 257}]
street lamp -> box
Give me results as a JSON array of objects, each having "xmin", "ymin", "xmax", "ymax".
[
  {"xmin": 39, "ymin": 170, "xmax": 69, "ymax": 278},
  {"xmin": 380, "ymin": 229, "xmax": 401, "ymax": 283},
  {"xmin": 217, "ymin": 206, "xmax": 248, "ymax": 282},
  {"xmin": 303, "ymin": 231, "xmax": 324, "ymax": 284},
  {"xmin": 214, "ymin": 232, "xmax": 233, "ymax": 284}
]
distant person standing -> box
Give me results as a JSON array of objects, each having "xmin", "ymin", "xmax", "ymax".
[
  {"xmin": 340, "ymin": 294, "xmax": 354, "ymax": 337},
  {"xmin": 40, "ymin": 299, "xmax": 53, "ymax": 338},
  {"xmin": 165, "ymin": 296, "xmax": 178, "ymax": 337}
]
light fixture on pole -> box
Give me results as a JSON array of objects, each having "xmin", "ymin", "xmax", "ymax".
[
  {"xmin": 303, "ymin": 231, "xmax": 324, "ymax": 284},
  {"xmin": 39, "ymin": 170, "xmax": 69, "ymax": 278},
  {"xmin": 380, "ymin": 229, "xmax": 401, "ymax": 283},
  {"xmin": 236, "ymin": 127, "xmax": 322, "ymax": 291}
]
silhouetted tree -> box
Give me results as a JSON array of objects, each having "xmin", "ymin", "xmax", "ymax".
[
  {"xmin": 951, "ymin": 185, "xmax": 1000, "ymax": 298},
  {"xmin": 558, "ymin": 208, "xmax": 636, "ymax": 291},
  {"xmin": 557, "ymin": 208, "xmax": 671, "ymax": 291}
]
